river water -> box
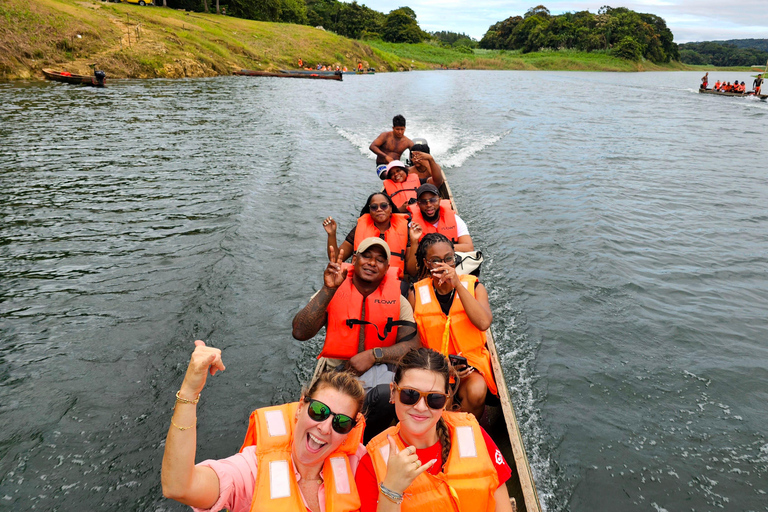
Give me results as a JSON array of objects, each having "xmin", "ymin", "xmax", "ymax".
[{"xmin": 1, "ymin": 70, "xmax": 767, "ymax": 511}]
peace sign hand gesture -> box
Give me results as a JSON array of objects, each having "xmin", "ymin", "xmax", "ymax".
[
  {"xmin": 409, "ymin": 222, "xmax": 423, "ymax": 243},
  {"xmin": 323, "ymin": 246, "xmax": 347, "ymax": 290},
  {"xmin": 381, "ymin": 435, "xmax": 437, "ymax": 495}
]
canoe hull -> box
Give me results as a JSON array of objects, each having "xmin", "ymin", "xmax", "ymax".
[
  {"xmin": 42, "ymin": 69, "xmax": 105, "ymax": 87},
  {"xmin": 698, "ymin": 88, "xmax": 767, "ymax": 100},
  {"xmin": 235, "ymin": 69, "xmax": 342, "ymax": 81}
]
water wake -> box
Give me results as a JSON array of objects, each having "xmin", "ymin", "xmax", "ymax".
[{"xmin": 331, "ymin": 123, "xmax": 511, "ymax": 168}]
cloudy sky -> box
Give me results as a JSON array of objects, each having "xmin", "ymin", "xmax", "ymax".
[{"xmin": 362, "ymin": 1, "xmax": 768, "ymax": 43}]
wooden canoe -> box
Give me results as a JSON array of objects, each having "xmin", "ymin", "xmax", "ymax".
[
  {"xmin": 279, "ymin": 69, "xmax": 375, "ymax": 75},
  {"xmin": 42, "ymin": 68, "xmax": 105, "ymax": 87},
  {"xmin": 310, "ymin": 176, "xmax": 542, "ymax": 512},
  {"xmin": 235, "ymin": 69, "xmax": 342, "ymax": 81},
  {"xmin": 698, "ymin": 88, "xmax": 767, "ymax": 100}
]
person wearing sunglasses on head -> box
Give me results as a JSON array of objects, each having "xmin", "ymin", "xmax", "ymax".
[
  {"xmin": 408, "ymin": 233, "xmax": 497, "ymax": 420},
  {"xmin": 293, "ymin": 238, "xmax": 420, "ymax": 443},
  {"xmin": 322, "ymin": 192, "xmax": 414, "ymax": 277},
  {"xmin": 162, "ymin": 340, "xmax": 366, "ymax": 512},
  {"xmin": 404, "ymin": 184, "xmax": 473, "ymax": 276},
  {"xmin": 354, "ymin": 348, "xmax": 514, "ymax": 512}
]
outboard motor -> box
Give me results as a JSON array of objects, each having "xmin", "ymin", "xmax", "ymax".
[{"xmin": 94, "ymin": 69, "xmax": 106, "ymax": 86}]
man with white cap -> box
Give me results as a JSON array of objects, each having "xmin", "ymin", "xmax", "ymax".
[{"xmin": 292, "ymin": 237, "xmax": 419, "ymax": 441}]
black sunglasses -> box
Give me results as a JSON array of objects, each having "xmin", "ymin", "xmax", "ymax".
[
  {"xmin": 303, "ymin": 397, "xmax": 357, "ymax": 434},
  {"xmin": 394, "ymin": 385, "xmax": 448, "ymax": 409}
]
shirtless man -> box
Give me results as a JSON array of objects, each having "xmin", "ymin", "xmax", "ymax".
[{"xmin": 369, "ymin": 115, "xmax": 413, "ymax": 168}]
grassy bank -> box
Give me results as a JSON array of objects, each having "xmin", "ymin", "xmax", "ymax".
[
  {"xmin": 0, "ymin": 0, "xmax": 413, "ymax": 79},
  {"xmin": 368, "ymin": 41, "xmax": 698, "ymax": 72},
  {"xmin": 0, "ymin": 0, "xmax": 751, "ymax": 80}
]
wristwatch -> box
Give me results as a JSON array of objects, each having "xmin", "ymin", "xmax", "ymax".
[{"xmin": 373, "ymin": 347, "xmax": 384, "ymax": 363}]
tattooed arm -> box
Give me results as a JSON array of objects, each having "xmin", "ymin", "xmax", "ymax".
[{"xmin": 292, "ymin": 248, "xmax": 347, "ymax": 340}]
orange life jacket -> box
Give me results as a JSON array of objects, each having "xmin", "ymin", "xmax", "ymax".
[
  {"xmin": 321, "ymin": 266, "xmax": 401, "ymax": 359},
  {"xmin": 366, "ymin": 411, "xmax": 498, "ymax": 512},
  {"xmin": 240, "ymin": 402, "xmax": 364, "ymax": 512},
  {"xmin": 384, "ymin": 173, "xmax": 421, "ymax": 211},
  {"xmin": 354, "ymin": 214, "xmax": 409, "ymax": 275},
  {"xmin": 413, "ymin": 275, "xmax": 497, "ymax": 396},
  {"xmin": 407, "ymin": 200, "xmax": 458, "ymax": 244}
]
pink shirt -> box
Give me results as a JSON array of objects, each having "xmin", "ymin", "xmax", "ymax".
[{"xmin": 193, "ymin": 444, "xmax": 367, "ymax": 512}]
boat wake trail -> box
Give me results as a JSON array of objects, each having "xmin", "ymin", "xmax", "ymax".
[{"xmin": 331, "ymin": 123, "xmax": 511, "ymax": 168}]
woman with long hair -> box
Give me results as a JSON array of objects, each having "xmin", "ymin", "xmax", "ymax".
[
  {"xmin": 162, "ymin": 340, "xmax": 366, "ymax": 512},
  {"xmin": 322, "ymin": 191, "xmax": 413, "ymax": 276},
  {"xmin": 354, "ymin": 348, "xmax": 514, "ymax": 511},
  {"xmin": 408, "ymin": 233, "xmax": 497, "ymax": 419}
]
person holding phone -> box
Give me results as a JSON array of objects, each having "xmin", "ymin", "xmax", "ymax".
[
  {"xmin": 407, "ymin": 233, "xmax": 498, "ymax": 419},
  {"xmin": 161, "ymin": 341, "xmax": 367, "ymax": 512},
  {"xmin": 354, "ymin": 348, "xmax": 514, "ymax": 512}
]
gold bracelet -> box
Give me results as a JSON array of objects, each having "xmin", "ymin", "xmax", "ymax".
[
  {"xmin": 170, "ymin": 417, "xmax": 197, "ymax": 431},
  {"xmin": 175, "ymin": 390, "xmax": 200, "ymax": 404}
]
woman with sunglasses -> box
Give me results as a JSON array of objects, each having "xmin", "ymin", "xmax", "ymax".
[
  {"xmin": 408, "ymin": 233, "xmax": 497, "ymax": 420},
  {"xmin": 162, "ymin": 340, "xmax": 366, "ymax": 512},
  {"xmin": 323, "ymin": 191, "xmax": 413, "ymax": 276},
  {"xmin": 354, "ymin": 348, "xmax": 514, "ymax": 511}
]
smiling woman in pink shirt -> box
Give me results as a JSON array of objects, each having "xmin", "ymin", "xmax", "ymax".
[{"xmin": 161, "ymin": 340, "xmax": 367, "ymax": 512}]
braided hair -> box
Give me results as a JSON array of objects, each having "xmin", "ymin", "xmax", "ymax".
[
  {"xmin": 394, "ymin": 348, "xmax": 459, "ymax": 470},
  {"xmin": 415, "ymin": 232, "xmax": 454, "ymax": 280},
  {"xmin": 359, "ymin": 191, "xmax": 395, "ymax": 217}
]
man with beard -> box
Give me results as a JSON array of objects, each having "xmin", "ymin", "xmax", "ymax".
[
  {"xmin": 292, "ymin": 238, "xmax": 419, "ymax": 442},
  {"xmin": 405, "ymin": 184, "xmax": 474, "ymax": 276},
  {"xmin": 369, "ymin": 115, "xmax": 413, "ymax": 169}
]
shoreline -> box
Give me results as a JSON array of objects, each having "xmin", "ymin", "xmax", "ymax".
[{"xmin": 0, "ymin": 0, "xmax": 755, "ymax": 81}]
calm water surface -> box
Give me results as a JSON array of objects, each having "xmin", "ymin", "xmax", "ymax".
[{"xmin": 1, "ymin": 71, "xmax": 767, "ymax": 511}]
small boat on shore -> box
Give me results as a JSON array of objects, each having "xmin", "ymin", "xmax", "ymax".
[
  {"xmin": 43, "ymin": 68, "xmax": 106, "ymax": 87},
  {"xmin": 310, "ymin": 176, "xmax": 542, "ymax": 512},
  {"xmin": 234, "ymin": 69, "xmax": 342, "ymax": 81}
]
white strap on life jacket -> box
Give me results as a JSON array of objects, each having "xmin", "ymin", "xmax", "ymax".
[
  {"xmin": 418, "ymin": 285, "xmax": 432, "ymax": 305},
  {"xmin": 269, "ymin": 460, "xmax": 292, "ymax": 499},
  {"xmin": 455, "ymin": 426, "xmax": 477, "ymax": 458},
  {"xmin": 265, "ymin": 410, "xmax": 287, "ymax": 437},
  {"xmin": 378, "ymin": 444, "xmax": 391, "ymax": 465},
  {"xmin": 329, "ymin": 456, "xmax": 351, "ymax": 494}
]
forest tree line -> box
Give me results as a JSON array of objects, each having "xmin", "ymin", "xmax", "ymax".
[
  {"xmin": 678, "ymin": 41, "xmax": 768, "ymax": 67},
  {"xmin": 479, "ymin": 5, "xmax": 678, "ymax": 63}
]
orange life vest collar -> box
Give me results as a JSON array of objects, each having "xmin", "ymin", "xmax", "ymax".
[
  {"xmin": 354, "ymin": 213, "xmax": 409, "ymax": 274},
  {"xmin": 321, "ymin": 266, "xmax": 402, "ymax": 359},
  {"xmin": 384, "ymin": 173, "xmax": 421, "ymax": 210},
  {"xmin": 413, "ymin": 275, "xmax": 497, "ymax": 396},
  {"xmin": 366, "ymin": 411, "xmax": 498, "ymax": 512},
  {"xmin": 240, "ymin": 402, "xmax": 364, "ymax": 512},
  {"xmin": 407, "ymin": 200, "xmax": 458, "ymax": 243}
]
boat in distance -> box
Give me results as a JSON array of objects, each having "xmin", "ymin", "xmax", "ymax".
[
  {"xmin": 310, "ymin": 176, "xmax": 542, "ymax": 512},
  {"xmin": 279, "ymin": 69, "xmax": 376, "ymax": 75},
  {"xmin": 234, "ymin": 69, "xmax": 343, "ymax": 80},
  {"xmin": 698, "ymin": 88, "xmax": 767, "ymax": 100},
  {"xmin": 42, "ymin": 68, "xmax": 106, "ymax": 87}
]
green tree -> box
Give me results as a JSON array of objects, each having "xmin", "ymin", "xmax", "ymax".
[
  {"xmin": 611, "ymin": 36, "xmax": 641, "ymax": 60},
  {"xmin": 382, "ymin": 8, "xmax": 424, "ymax": 43}
]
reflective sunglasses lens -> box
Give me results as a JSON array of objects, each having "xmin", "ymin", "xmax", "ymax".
[
  {"xmin": 399, "ymin": 388, "xmax": 421, "ymax": 405},
  {"xmin": 307, "ymin": 399, "xmax": 331, "ymax": 422},
  {"xmin": 426, "ymin": 393, "xmax": 448, "ymax": 409},
  {"xmin": 370, "ymin": 203, "xmax": 390, "ymax": 211},
  {"xmin": 332, "ymin": 415, "xmax": 355, "ymax": 434}
]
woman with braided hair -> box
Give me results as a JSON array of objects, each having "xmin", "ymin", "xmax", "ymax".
[
  {"xmin": 408, "ymin": 233, "xmax": 498, "ymax": 419},
  {"xmin": 354, "ymin": 348, "xmax": 513, "ymax": 511}
]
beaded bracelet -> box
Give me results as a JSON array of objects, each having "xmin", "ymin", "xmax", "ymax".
[
  {"xmin": 379, "ymin": 483, "xmax": 403, "ymax": 505},
  {"xmin": 175, "ymin": 390, "xmax": 200, "ymax": 404},
  {"xmin": 170, "ymin": 418, "xmax": 197, "ymax": 431}
]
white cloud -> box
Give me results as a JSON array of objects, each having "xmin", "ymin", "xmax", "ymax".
[{"xmin": 360, "ymin": 0, "xmax": 768, "ymax": 42}]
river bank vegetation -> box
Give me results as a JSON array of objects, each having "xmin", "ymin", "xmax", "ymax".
[{"xmin": 0, "ymin": 0, "xmax": 752, "ymax": 80}]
